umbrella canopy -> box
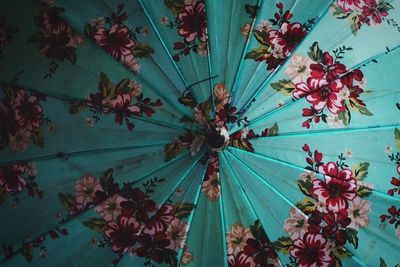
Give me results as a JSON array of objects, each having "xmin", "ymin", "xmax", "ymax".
[{"xmin": 0, "ymin": 0, "xmax": 399, "ymax": 266}]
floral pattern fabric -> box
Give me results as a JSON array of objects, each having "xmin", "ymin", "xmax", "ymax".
[
  {"xmin": 227, "ymin": 221, "xmax": 279, "ymax": 267},
  {"xmin": 245, "ymin": 3, "xmax": 312, "ymax": 71},
  {"xmin": 0, "ymin": 161, "xmax": 42, "ymax": 207},
  {"xmin": 332, "ymin": 0, "xmax": 393, "ymax": 35},
  {"xmin": 273, "ymin": 144, "xmax": 373, "ymax": 266},
  {"xmin": 85, "ymin": 3, "xmax": 154, "ymax": 73},
  {"xmin": 380, "ymin": 129, "xmax": 400, "ymax": 238},
  {"xmin": 28, "ymin": 5, "xmax": 84, "ymax": 78},
  {"xmin": 58, "ymin": 169, "xmax": 194, "ymax": 266},
  {"xmin": 271, "ymin": 42, "xmax": 372, "ymax": 128},
  {"xmin": 69, "ymin": 72, "xmax": 163, "ymax": 131},
  {"xmin": 0, "ymin": 0, "xmax": 399, "ymax": 266},
  {"xmin": 0, "ymin": 86, "xmax": 52, "ymax": 152},
  {"xmin": 163, "ymin": 0, "xmax": 208, "ymax": 61}
]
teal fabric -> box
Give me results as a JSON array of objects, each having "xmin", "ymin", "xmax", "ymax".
[{"xmin": 0, "ymin": 0, "xmax": 399, "ymax": 267}]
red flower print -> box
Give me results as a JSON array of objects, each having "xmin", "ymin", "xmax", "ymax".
[
  {"xmin": 310, "ymin": 52, "xmax": 347, "ymax": 82},
  {"xmin": 0, "ymin": 88, "xmax": 50, "ymax": 152},
  {"xmin": 349, "ymin": 85, "xmax": 366, "ymax": 106},
  {"xmin": 228, "ymin": 251, "xmax": 256, "ymax": 267},
  {"xmin": 333, "ymin": 0, "xmax": 393, "ymax": 34},
  {"xmin": 28, "ymin": 8, "xmax": 84, "ymax": 64},
  {"xmin": 264, "ymin": 55, "xmax": 285, "ymax": 71},
  {"xmin": 105, "ymin": 216, "xmax": 141, "ymax": 254},
  {"xmin": 362, "ymin": 0, "xmax": 389, "ymax": 24},
  {"xmin": 135, "ymin": 232, "xmax": 175, "ymax": 263},
  {"xmin": 335, "ymin": 0, "xmax": 363, "ymax": 12},
  {"xmin": 120, "ymin": 188, "xmax": 157, "ymax": 223},
  {"xmin": 40, "ymin": 30, "xmax": 75, "ymax": 62},
  {"xmin": 14, "ymin": 91, "xmax": 42, "ymax": 131},
  {"xmin": 312, "ymin": 162, "xmax": 357, "ymax": 211},
  {"xmin": 94, "ymin": 24, "xmax": 135, "ymax": 60},
  {"xmin": 79, "ymin": 72, "xmax": 161, "ymax": 131},
  {"xmin": 292, "ymin": 42, "xmax": 372, "ymax": 128},
  {"xmin": 245, "ymin": 2, "xmax": 309, "ymax": 71},
  {"xmin": 216, "ymin": 103, "xmax": 238, "ymax": 126},
  {"xmin": 177, "ymin": 1, "xmax": 207, "ymax": 43},
  {"xmin": 340, "ymin": 69, "xmax": 363, "ymax": 88},
  {"xmin": 380, "ymin": 205, "xmax": 400, "ymax": 224},
  {"xmin": 39, "ymin": 9, "xmax": 68, "ymax": 34},
  {"xmin": 144, "ymin": 204, "xmax": 175, "ymax": 235},
  {"xmin": 389, "ymin": 177, "xmax": 400, "ymax": 196},
  {"xmin": 84, "ymin": 4, "xmax": 155, "ymax": 72},
  {"xmin": 290, "ymin": 233, "xmax": 333, "ymax": 267},
  {"xmin": 321, "ymin": 209, "xmax": 351, "ymax": 246},
  {"xmin": 302, "ymin": 144, "xmax": 310, "ymax": 152},
  {"xmin": 0, "ymin": 164, "xmax": 26, "ymax": 193},
  {"xmin": 314, "ymin": 150, "xmax": 323, "ymax": 163},
  {"xmin": 293, "ymin": 78, "xmax": 345, "ymax": 114},
  {"xmin": 110, "ymin": 93, "xmax": 141, "ymax": 125},
  {"xmin": 243, "ymin": 237, "xmax": 277, "ymax": 266},
  {"xmin": 267, "ymin": 22, "xmax": 307, "ymax": 57},
  {"xmin": 177, "ymin": 132, "xmax": 195, "ymax": 147},
  {"xmin": 75, "ymin": 174, "xmax": 102, "ymax": 206}
]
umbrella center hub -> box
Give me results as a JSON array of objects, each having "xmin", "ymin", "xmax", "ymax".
[{"xmin": 206, "ymin": 127, "xmax": 229, "ymax": 152}]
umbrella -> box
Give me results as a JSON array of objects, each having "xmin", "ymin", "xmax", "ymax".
[{"xmin": 0, "ymin": 0, "xmax": 399, "ymax": 266}]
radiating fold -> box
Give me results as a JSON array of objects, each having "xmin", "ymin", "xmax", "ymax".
[
  {"xmin": 138, "ymin": 0, "xmax": 211, "ymax": 106},
  {"xmin": 0, "ymin": 0, "xmax": 399, "ymax": 266},
  {"xmin": 0, "ymin": 151, "xmax": 203, "ymax": 266},
  {"xmin": 0, "ymin": 87, "xmax": 194, "ymax": 164},
  {"xmin": 225, "ymin": 147, "xmax": 398, "ymax": 266},
  {"xmin": 219, "ymin": 152, "xmax": 281, "ymax": 267},
  {"xmin": 0, "ymin": 0, "xmax": 192, "ymax": 131},
  {"xmin": 234, "ymin": 0, "xmax": 400, "ymax": 134},
  {"xmin": 232, "ymin": 0, "xmax": 333, "ymax": 112}
]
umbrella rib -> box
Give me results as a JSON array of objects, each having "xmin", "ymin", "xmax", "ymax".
[
  {"xmin": 0, "ymin": 151, "xmax": 191, "ymax": 265},
  {"xmin": 228, "ymin": 145, "xmax": 398, "ymax": 206},
  {"xmin": 217, "ymin": 153, "xmax": 229, "ymax": 267},
  {"xmin": 230, "ymin": 56, "xmax": 265, "ymax": 110},
  {"xmin": 30, "ymin": 0, "xmax": 191, "ymax": 120},
  {"xmin": 228, "ymin": 0, "xmax": 336, "ymax": 132},
  {"xmin": 137, "ymin": 0, "xmax": 218, "ymax": 128},
  {"xmin": 130, "ymin": 74, "xmax": 193, "ymax": 120},
  {"xmin": 225, "ymin": 148, "xmax": 369, "ymax": 265},
  {"xmin": 230, "ymin": 2, "xmax": 268, "ymax": 109},
  {"xmin": 220, "ymin": 151, "xmax": 284, "ymax": 267},
  {"xmin": 159, "ymin": 152, "xmax": 205, "ymax": 207},
  {"xmin": 146, "ymin": 55, "xmax": 187, "ymax": 97},
  {"xmin": 0, "ymin": 81, "xmax": 196, "ymax": 133},
  {"xmin": 184, "ymin": 43, "xmax": 211, "ymax": 105},
  {"xmin": 226, "ymin": 147, "xmax": 301, "ymax": 209},
  {"xmin": 217, "ymin": 0, "xmax": 235, "ymax": 109},
  {"xmin": 0, "ymin": 143, "xmax": 172, "ymax": 168},
  {"xmin": 137, "ymin": 0, "xmax": 189, "ymax": 89},
  {"xmin": 232, "ymin": 40, "xmax": 400, "ymax": 133},
  {"xmin": 229, "ymin": 0, "xmax": 263, "ymax": 106},
  {"xmin": 175, "ymin": 155, "xmax": 209, "ymax": 264},
  {"xmin": 345, "ymin": 42, "xmax": 400, "ymax": 73},
  {"xmin": 247, "ymin": 123, "xmax": 400, "ymax": 140},
  {"xmin": 130, "ymin": 151, "xmax": 191, "ymax": 187},
  {"xmin": 206, "ymin": 22, "xmax": 216, "ymax": 118},
  {"xmin": 98, "ymin": 0, "xmax": 187, "ymax": 98},
  {"xmin": 223, "ymin": 2, "xmax": 234, "ymax": 86},
  {"xmin": 243, "ymin": 95, "xmax": 399, "ymax": 134}
]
